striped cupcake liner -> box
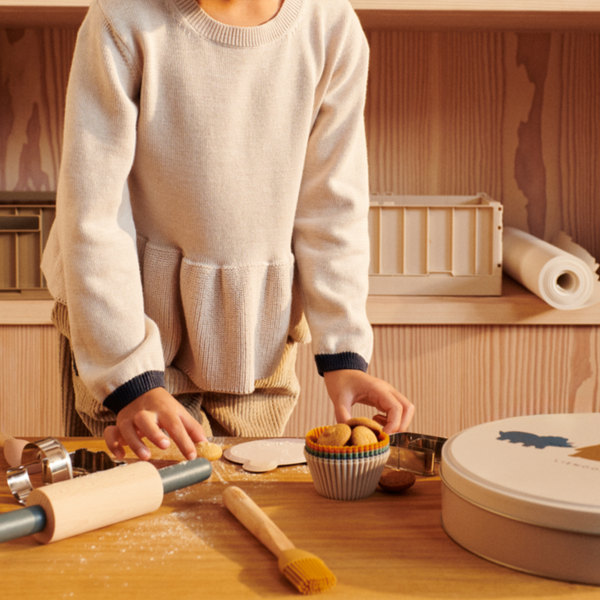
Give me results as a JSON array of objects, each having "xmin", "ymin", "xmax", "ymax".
[{"xmin": 304, "ymin": 448, "xmax": 391, "ymax": 501}]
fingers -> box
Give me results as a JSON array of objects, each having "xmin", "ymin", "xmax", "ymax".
[
  {"xmin": 105, "ymin": 388, "xmax": 207, "ymax": 461},
  {"xmin": 133, "ymin": 409, "xmax": 173, "ymax": 456},
  {"xmin": 155, "ymin": 415, "xmax": 197, "ymax": 461},
  {"xmin": 333, "ymin": 402, "xmax": 353, "ymax": 426},
  {"xmin": 105, "ymin": 424, "xmax": 150, "ymax": 459},
  {"xmin": 398, "ymin": 399, "xmax": 416, "ymax": 432},
  {"xmin": 180, "ymin": 411, "xmax": 208, "ymax": 445},
  {"xmin": 119, "ymin": 414, "xmax": 154, "ymax": 460},
  {"xmin": 104, "ymin": 425, "xmax": 127, "ymax": 460},
  {"xmin": 372, "ymin": 388, "xmax": 414, "ymax": 434},
  {"xmin": 324, "ymin": 370, "xmax": 415, "ymax": 435}
]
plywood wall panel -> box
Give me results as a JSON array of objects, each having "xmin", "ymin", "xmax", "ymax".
[
  {"xmin": 3, "ymin": 28, "xmax": 597, "ymax": 254},
  {"xmin": 286, "ymin": 325, "xmax": 600, "ymax": 438},
  {"xmin": 0, "ymin": 27, "xmax": 75, "ymax": 190},
  {"xmin": 1, "ymin": 27, "xmax": 599, "ymax": 440},
  {"xmin": 365, "ymin": 30, "xmax": 600, "ymax": 257},
  {"xmin": 1, "ymin": 323, "xmax": 598, "ymax": 440},
  {"xmin": 0, "ymin": 324, "xmax": 61, "ymax": 436}
]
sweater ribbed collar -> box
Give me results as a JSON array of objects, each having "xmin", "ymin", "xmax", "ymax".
[{"xmin": 172, "ymin": 0, "xmax": 303, "ymax": 47}]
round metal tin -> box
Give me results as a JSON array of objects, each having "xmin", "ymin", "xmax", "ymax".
[{"xmin": 440, "ymin": 413, "xmax": 600, "ymax": 585}]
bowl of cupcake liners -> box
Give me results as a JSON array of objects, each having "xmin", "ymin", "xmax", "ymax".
[{"xmin": 304, "ymin": 424, "xmax": 390, "ymax": 500}]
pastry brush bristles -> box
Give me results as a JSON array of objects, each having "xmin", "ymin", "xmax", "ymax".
[{"xmin": 278, "ymin": 549, "xmax": 337, "ymax": 595}]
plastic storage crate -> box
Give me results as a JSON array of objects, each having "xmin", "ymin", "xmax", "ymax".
[
  {"xmin": 369, "ymin": 193, "xmax": 503, "ymax": 296},
  {"xmin": 0, "ymin": 191, "xmax": 55, "ymax": 299}
]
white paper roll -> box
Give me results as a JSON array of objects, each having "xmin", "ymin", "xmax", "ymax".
[{"xmin": 503, "ymin": 227, "xmax": 600, "ymax": 310}]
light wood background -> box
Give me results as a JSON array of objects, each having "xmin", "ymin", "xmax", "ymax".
[{"xmin": 1, "ymin": 24, "xmax": 599, "ymax": 438}]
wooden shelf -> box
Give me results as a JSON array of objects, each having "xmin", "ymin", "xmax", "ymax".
[
  {"xmin": 0, "ymin": 1, "xmax": 88, "ymax": 27},
  {"xmin": 353, "ymin": 1, "xmax": 600, "ymax": 30},
  {"xmin": 0, "ymin": 300, "xmax": 54, "ymax": 325},
  {"xmin": 1, "ymin": 1, "xmax": 600, "ymax": 29},
  {"xmin": 367, "ymin": 276, "xmax": 600, "ymax": 325},
  {"xmin": 3, "ymin": 277, "xmax": 600, "ymax": 326}
]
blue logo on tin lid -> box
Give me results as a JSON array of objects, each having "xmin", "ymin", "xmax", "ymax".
[{"xmin": 497, "ymin": 431, "xmax": 573, "ymax": 449}]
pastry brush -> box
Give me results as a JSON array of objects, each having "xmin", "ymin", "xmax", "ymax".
[{"xmin": 222, "ymin": 485, "xmax": 336, "ymax": 595}]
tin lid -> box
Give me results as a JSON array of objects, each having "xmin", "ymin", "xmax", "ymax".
[{"xmin": 441, "ymin": 413, "xmax": 600, "ymax": 534}]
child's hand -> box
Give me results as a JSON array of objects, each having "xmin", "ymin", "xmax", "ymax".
[
  {"xmin": 323, "ymin": 370, "xmax": 414, "ymax": 434},
  {"xmin": 103, "ymin": 387, "xmax": 207, "ymax": 461}
]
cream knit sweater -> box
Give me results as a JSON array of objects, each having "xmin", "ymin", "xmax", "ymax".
[{"xmin": 41, "ymin": 0, "xmax": 373, "ymax": 415}]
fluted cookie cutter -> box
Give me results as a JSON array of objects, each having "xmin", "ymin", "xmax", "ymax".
[
  {"xmin": 387, "ymin": 432, "xmax": 446, "ymax": 476},
  {"xmin": 6, "ymin": 437, "xmax": 125, "ymax": 505}
]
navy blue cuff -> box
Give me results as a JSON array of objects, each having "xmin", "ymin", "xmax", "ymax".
[
  {"xmin": 315, "ymin": 352, "xmax": 368, "ymax": 376},
  {"xmin": 103, "ymin": 371, "xmax": 166, "ymax": 415}
]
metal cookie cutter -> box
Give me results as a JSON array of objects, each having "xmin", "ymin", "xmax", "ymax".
[
  {"xmin": 6, "ymin": 437, "xmax": 125, "ymax": 505},
  {"xmin": 388, "ymin": 432, "xmax": 447, "ymax": 476}
]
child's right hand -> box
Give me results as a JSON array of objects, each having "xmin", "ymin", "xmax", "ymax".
[{"xmin": 103, "ymin": 387, "xmax": 207, "ymax": 461}]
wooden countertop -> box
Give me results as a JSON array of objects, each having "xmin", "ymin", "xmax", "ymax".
[{"xmin": 0, "ymin": 438, "xmax": 594, "ymax": 600}]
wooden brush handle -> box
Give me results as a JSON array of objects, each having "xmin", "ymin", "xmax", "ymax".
[{"xmin": 222, "ymin": 486, "xmax": 295, "ymax": 558}]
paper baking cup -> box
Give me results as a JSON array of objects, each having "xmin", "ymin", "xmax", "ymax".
[
  {"xmin": 305, "ymin": 426, "xmax": 389, "ymax": 456},
  {"xmin": 304, "ymin": 448, "xmax": 390, "ymax": 501}
]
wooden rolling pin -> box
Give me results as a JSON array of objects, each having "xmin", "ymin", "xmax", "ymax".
[{"xmin": 0, "ymin": 458, "xmax": 212, "ymax": 544}]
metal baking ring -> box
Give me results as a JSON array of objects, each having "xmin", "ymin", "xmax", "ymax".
[
  {"xmin": 388, "ymin": 432, "xmax": 447, "ymax": 476},
  {"xmin": 6, "ymin": 437, "xmax": 73, "ymax": 505},
  {"xmin": 69, "ymin": 448, "xmax": 126, "ymax": 477}
]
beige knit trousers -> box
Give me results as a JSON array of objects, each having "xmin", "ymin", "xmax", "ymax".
[{"xmin": 52, "ymin": 302, "xmax": 303, "ymax": 438}]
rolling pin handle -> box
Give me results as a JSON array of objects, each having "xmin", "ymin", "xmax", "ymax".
[
  {"xmin": 159, "ymin": 457, "xmax": 212, "ymax": 494},
  {"xmin": 0, "ymin": 505, "xmax": 46, "ymax": 543}
]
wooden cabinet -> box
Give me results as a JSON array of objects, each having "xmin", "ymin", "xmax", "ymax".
[{"xmin": 1, "ymin": 1, "xmax": 599, "ymax": 437}]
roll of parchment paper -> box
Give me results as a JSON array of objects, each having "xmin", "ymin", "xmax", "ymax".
[{"xmin": 503, "ymin": 227, "xmax": 600, "ymax": 310}]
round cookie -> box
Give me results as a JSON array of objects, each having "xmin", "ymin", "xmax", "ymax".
[
  {"xmin": 378, "ymin": 468, "xmax": 416, "ymax": 493},
  {"xmin": 346, "ymin": 417, "xmax": 383, "ymax": 435},
  {"xmin": 350, "ymin": 425, "xmax": 378, "ymax": 447},
  {"xmin": 195, "ymin": 441, "xmax": 223, "ymax": 461},
  {"xmin": 317, "ymin": 424, "xmax": 352, "ymax": 447}
]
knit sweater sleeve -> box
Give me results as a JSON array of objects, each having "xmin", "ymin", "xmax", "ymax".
[
  {"xmin": 293, "ymin": 11, "xmax": 373, "ymax": 375},
  {"xmin": 48, "ymin": 1, "xmax": 165, "ymax": 412}
]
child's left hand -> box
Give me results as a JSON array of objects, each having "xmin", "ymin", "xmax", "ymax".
[{"xmin": 323, "ymin": 370, "xmax": 415, "ymax": 433}]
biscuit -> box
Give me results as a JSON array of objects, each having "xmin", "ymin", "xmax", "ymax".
[
  {"xmin": 350, "ymin": 425, "xmax": 378, "ymax": 447},
  {"xmin": 346, "ymin": 417, "xmax": 383, "ymax": 435},
  {"xmin": 317, "ymin": 424, "xmax": 352, "ymax": 447},
  {"xmin": 195, "ymin": 441, "xmax": 223, "ymax": 461},
  {"xmin": 378, "ymin": 468, "xmax": 416, "ymax": 493}
]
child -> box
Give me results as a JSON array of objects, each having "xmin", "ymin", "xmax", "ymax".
[{"xmin": 42, "ymin": 0, "xmax": 415, "ymax": 461}]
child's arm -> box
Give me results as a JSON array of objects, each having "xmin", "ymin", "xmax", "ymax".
[
  {"xmin": 103, "ymin": 387, "xmax": 207, "ymax": 461},
  {"xmin": 43, "ymin": 3, "xmax": 204, "ymax": 460},
  {"xmin": 293, "ymin": 7, "xmax": 415, "ymax": 431},
  {"xmin": 323, "ymin": 370, "xmax": 415, "ymax": 434}
]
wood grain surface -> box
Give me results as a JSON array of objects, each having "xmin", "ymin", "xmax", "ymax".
[
  {"xmin": 3, "ymin": 2, "xmax": 600, "ymax": 30},
  {"xmin": 0, "ymin": 324, "xmax": 61, "ymax": 436},
  {"xmin": 1, "ymin": 26, "xmax": 600, "ymax": 442},
  {"xmin": 365, "ymin": 30, "xmax": 600, "ymax": 257},
  {"xmin": 289, "ymin": 324, "xmax": 600, "ymax": 439},
  {"xmin": 1, "ymin": 320, "xmax": 599, "ymax": 439},
  {"xmin": 0, "ymin": 437, "xmax": 596, "ymax": 600},
  {"xmin": 2, "ymin": 28, "xmax": 599, "ymax": 253}
]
